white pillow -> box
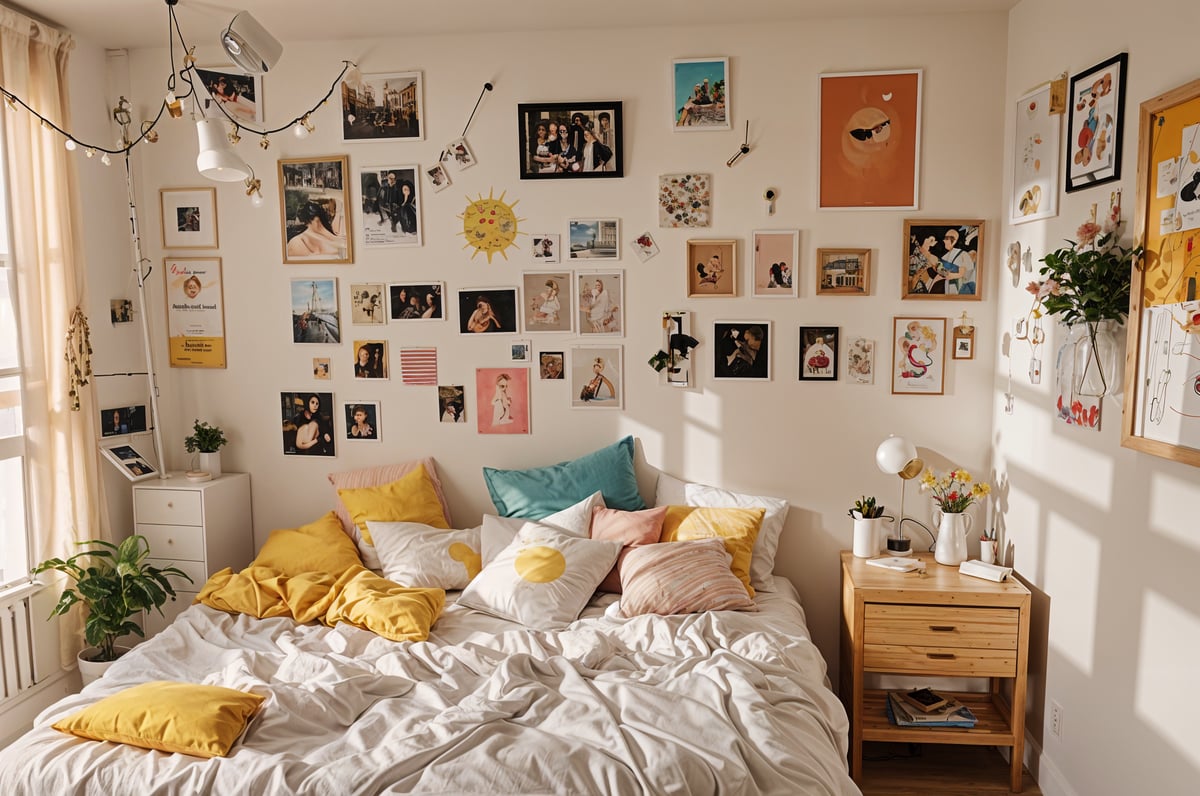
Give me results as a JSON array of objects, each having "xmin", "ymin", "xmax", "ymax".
[
  {"xmin": 481, "ymin": 490, "xmax": 606, "ymax": 565},
  {"xmin": 366, "ymin": 521, "xmax": 482, "ymax": 590},
  {"xmin": 458, "ymin": 519, "xmax": 621, "ymax": 629},
  {"xmin": 654, "ymin": 472, "xmax": 789, "ymax": 592}
]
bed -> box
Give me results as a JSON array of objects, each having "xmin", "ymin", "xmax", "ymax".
[{"xmin": 0, "ymin": 444, "xmax": 858, "ymax": 794}]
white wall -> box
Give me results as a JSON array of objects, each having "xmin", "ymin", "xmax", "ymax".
[{"xmin": 998, "ymin": 1, "xmax": 1200, "ymax": 794}]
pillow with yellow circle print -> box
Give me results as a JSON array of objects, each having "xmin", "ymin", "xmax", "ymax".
[
  {"xmin": 457, "ymin": 518, "xmax": 621, "ymax": 629},
  {"xmin": 366, "ymin": 521, "xmax": 482, "ymax": 590}
]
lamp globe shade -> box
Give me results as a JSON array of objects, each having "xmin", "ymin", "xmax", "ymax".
[
  {"xmin": 876, "ymin": 436, "xmax": 922, "ymax": 479},
  {"xmin": 196, "ymin": 119, "xmax": 250, "ymax": 182}
]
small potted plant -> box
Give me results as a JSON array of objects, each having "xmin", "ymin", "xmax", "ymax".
[
  {"xmin": 848, "ymin": 496, "xmax": 886, "ymax": 558},
  {"xmin": 32, "ymin": 535, "xmax": 191, "ymax": 684},
  {"xmin": 184, "ymin": 418, "xmax": 228, "ymax": 477}
]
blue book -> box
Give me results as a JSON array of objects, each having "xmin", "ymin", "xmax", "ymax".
[{"xmin": 886, "ymin": 692, "xmax": 977, "ymax": 728}]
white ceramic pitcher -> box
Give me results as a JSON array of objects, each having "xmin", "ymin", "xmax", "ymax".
[{"xmin": 931, "ymin": 507, "xmax": 970, "ymax": 566}]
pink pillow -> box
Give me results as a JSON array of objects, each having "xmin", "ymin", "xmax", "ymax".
[
  {"xmin": 328, "ymin": 458, "xmax": 452, "ymax": 540},
  {"xmin": 619, "ymin": 538, "xmax": 757, "ymax": 618},
  {"xmin": 589, "ymin": 505, "xmax": 667, "ymax": 593}
]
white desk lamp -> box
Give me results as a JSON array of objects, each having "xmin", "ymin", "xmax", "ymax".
[{"xmin": 875, "ymin": 436, "xmax": 924, "ymax": 555}]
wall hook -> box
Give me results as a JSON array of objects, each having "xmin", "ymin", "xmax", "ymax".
[{"xmin": 726, "ymin": 120, "xmax": 751, "ymax": 167}]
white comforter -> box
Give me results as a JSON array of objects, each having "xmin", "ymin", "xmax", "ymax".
[{"xmin": 0, "ymin": 579, "xmax": 858, "ymax": 795}]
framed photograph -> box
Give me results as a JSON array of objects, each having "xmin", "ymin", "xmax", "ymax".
[
  {"xmin": 630, "ymin": 231, "xmax": 660, "ymax": 262},
  {"xmin": 531, "ymin": 234, "xmax": 560, "ymax": 263},
  {"xmin": 458, "ymin": 288, "xmax": 519, "ymax": 334},
  {"xmin": 891, "ymin": 317, "xmax": 947, "ymax": 395},
  {"xmin": 100, "ymin": 443, "xmax": 157, "ymax": 482},
  {"xmin": 714, "ymin": 321, "xmax": 771, "ymax": 380},
  {"xmin": 388, "ymin": 283, "xmax": 444, "ymax": 321},
  {"xmin": 426, "ymin": 163, "xmax": 451, "ymax": 192},
  {"xmin": 847, "ymin": 337, "xmax": 875, "ymax": 385},
  {"xmin": 444, "ymin": 137, "xmax": 476, "ymax": 170},
  {"xmin": 399, "ymin": 347, "xmax": 438, "ymax": 385},
  {"xmin": 818, "ymin": 69, "xmax": 922, "ymax": 210},
  {"xmin": 280, "ymin": 391, "xmax": 336, "ymax": 456},
  {"xmin": 686, "ymin": 239, "xmax": 737, "ymax": 297},
  {"xmin": 673, "ymin": 57, "xmax": 730, "ymax": 131},
  {"xmin": 816, "ymin": 248, "xmax": 871, "ymax": 296},
  {"xmin": 160, "ymin": 188, "xmax": 217, "ymax": 249},
  {"xmin": 279, "ymin": 156, "xmax": 352, "ymax": 264},
  {"xmin": 99, "ymin": 405, "xmax": 147, "ymax": 437},
  {"xmin": 799, "ymin": 326, "xmax": 840, "ymax": 381},
  {"xmin": 659, "ymin": 311, "xmax": 697, "ymax": 388},
  {"xmin": 659, "ymin": 173, "xmax": 712, "ymax": 228},
  {"xmin": 340, "ymin": 70, "xmax": 422, "ymax": 142},
  {"xmin": 511, "ymin": 340, "xmax": 532, "ymax": 362},
  {"xmin": 522, "ymin": 271, "xmax": 573, "ymax": 333},
  {"xmin": 350, "ymin": 283, "xmax": 386, "ymax": 325},
  {"xmin": 476, "ymin": 367, "xmax": 530, "ymax": 434},
  {"xmin": 752, "ymin": 230, "xmax": 799, "ymax": 298},
  {"xmin": 952, "ymin": 319, "xmax": 976, "ymax": 360},
  {"xmin": 568, "ymin": 218, "xmax": 620, "ymax": 261},
  {"xmin": 1066, "ymin": 52, "xmax": 1127, "ymax": 193},
  {"xmin": 518, "ymin": 101, "xmax": 623, "ymax": 179},
  {"xmin": 195, "ymin": 66, "xmax": 263, "ymax": 124},
  {"xmin": 359, "ymin": 165, "xmax": 421, "ymax": 248},
  {"xmin": 577, "ymin": 271, "xmax": 624, "ymax": 335},
  {"xmin": 1012, "ymin": 83, "xmax": 1061, "ymax": 223},
  {"xmin": 351, "ymin": 340, "xmax": 388, "ymax": 380},
  {"xmin": 539, "ymin": 351, "xmax": 565, "ymax": 380},
  {"xmin": 165, "ymin": 256, "xmax": 225, "ymax": 368},
  {"xmin": 571, "ymin": 345, "xmax": 623, "ymax": 408},
  {"xmin": 290, "ymin": 278, "xmax": 340, "ymax": 344},
  {"xmin": 343, "ymin": 401, "xmax": 380, "ymax": 442},
  {"xmin": 438, "ymin": 385, "xmax": 467, "ymax": 424},
  {"xmin": 110, "ymin": 298, "xmax": 133, "ymax": 324},
  {"xmin": 901, "ymin": 220, "xmax": 984, "ymax": 299},
  {"xmin": 313, "ymin": 357, "xmax": 331, "ymax": 380}
]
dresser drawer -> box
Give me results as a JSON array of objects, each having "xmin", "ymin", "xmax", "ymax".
[
  {"xmin": 146, "ymin": 557, "xmax": 207, "ymax": 591},
  {"xmin": 138, "ymin": 523, "xmax": 206, "ymax": 562},
  {"xmin": 864, "ymin": 643, "xmax": 1016, "ymax": 676},
  {"xmin": 144, "ymin": 591, "xmax": 197, "ymax": 638},
  {"xmin": 135, "ymin": 489, "xmax": 203, "ymax": 526},
  {"xmin": 863, "ymin": 604, "xmax": 1019, "ymax": 649}
]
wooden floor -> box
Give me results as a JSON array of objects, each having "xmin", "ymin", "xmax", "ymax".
[{"xmin": 859, "ymin": 743, "xmax": 1042, "ymax": 796}]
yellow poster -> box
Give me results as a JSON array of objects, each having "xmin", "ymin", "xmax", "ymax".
[{"xmin": 166, "ymin": 256, "xmax": 226, "ymax": 368}]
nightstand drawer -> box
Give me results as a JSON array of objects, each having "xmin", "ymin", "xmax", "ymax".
[
  {"xmin": 135, "ymin": 489, "xmax": 203, "ymax": 526},
  {"xmin": 138, "ymin": 523, "xmax": 206, "ymax": 562},
  {"xmin": 864, "ymin": 642, "xmax": 1017, "ymax": 676},
  {"xmin": 863, "ymin": 604, "xmax": 1019, "ymax": 650}
]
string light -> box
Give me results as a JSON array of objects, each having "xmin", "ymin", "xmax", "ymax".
[
  {"xmin": 64, "ymin": 138, "xmax": 77, "ymax": 151},
  {"xmin": 259, "ymin": 135, "xmax": 270, "ymax": 150},
  {"xmin": 292, "ymin": 114, "xmax": 315, "ymax": 139},
  {"xmin": 100, "ymin": 153, "xmax": 111, "ymax": 166},
  {"xmin": 244, "ymin": 175, "xmax": 264, "ymax": 208},
  {"xmin": 228, "ymin": 125, "xmax": 241, "ymax": 145}
]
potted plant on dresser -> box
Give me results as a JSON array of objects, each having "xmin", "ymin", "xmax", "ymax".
[
  {"xmin": 32, "ymin": 535, "xmax": 192, "ymax": 685},
  {"xmin": 184, "ymin": 418, "xmax": 228, "ymax": 478}
]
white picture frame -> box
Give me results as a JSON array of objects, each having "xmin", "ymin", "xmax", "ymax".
[{"xmin": 160, "ymin": 187, "xmax": 218, "ymax": 249}]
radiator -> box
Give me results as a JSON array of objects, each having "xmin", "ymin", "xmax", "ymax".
[{"xmin": 0, "ymin": 588, "xmax": 38, "ymax": 702}]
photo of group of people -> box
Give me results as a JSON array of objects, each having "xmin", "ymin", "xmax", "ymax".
[
  {"xmin": 714, "ymin": 322, "xmax": 771, "ymax": 380},
  {"xmin": 359, "ymin": 166, "xmax": 421, "ymax": 248},
  {"xmin": 903, "ymin": 221, "xmax": 983, "ymax": 298},
  {"xmin": 388, "ymin": 284, "xmax": 443, "ymax": 321},
  {"xmin": 518, "ymin": 102, "xmax": 622, "ymax": 179},
  {"xmin": 340, "ymin": 70, "xmax": 423, "ymax": 142}
]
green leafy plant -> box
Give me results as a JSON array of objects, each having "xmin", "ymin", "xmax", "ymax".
[
  {"xmin": 183, "ymin": 418, "xmax": 227, "ymax": 453},
  {"xmin": 1031, "ymin": 221, "xmax": 1141, "ymax": 327},
  {"xmin": 848, "ymin": 495, "xmax": 884, "ymax": 519},
  {"xmin": 32, "ymin": 535, "xmax": 192, "ymax": 662}
]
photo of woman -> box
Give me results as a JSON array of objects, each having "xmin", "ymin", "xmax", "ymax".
[
  {"xmin": 279, "ymin": 156, "xmax": 353, "ymax": 264},
  {"xmin": 570, "ymin": 346, "xmax": 623, "ymax": 409},
  {"xmin": 577, "ymin": 272, "xmax": 623, "ymax": 336},
  {"xmin": 523, "ymin": 272, "xmax": 572, "ymax": 333},
  {"xmin": 457, "ymin": 288, "xmax": 518, "ymax": 334},
  {"xmin": 352, "ymin": 340, "xmax": 388, "ymax": 379},
  {"xmin": 343, "ymin": 402, "xmax": 380, "ymax": 441},
  {"xmin": 281, "ymin": 392, "xmax": 335, "ymax": 456},
  {"xmin": 474, "ymin": 368, "xmax": 529, "ymax": 434}
]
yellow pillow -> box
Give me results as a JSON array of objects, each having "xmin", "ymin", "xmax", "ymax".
[
  {"xmin": 337, "ymin": 466, "xmax": 450, "ymax": 545},
  {"xmin": 660, "ymin": 506, "xmax": 765, "ymax": 597},
  {"xmin": 53, "ymin": 681, "xmax": 264, "ymax": 758},
  {"xmin": 323, "ymin": 567, "xmax": 446, "ymax": 642},
  {"xmin": 251, "ymin": 511, "xmax": 362, "ymax": 577}
]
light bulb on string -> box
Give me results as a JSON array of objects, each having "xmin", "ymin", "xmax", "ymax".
[
  {"xmin": 228, "ymin": 124, "xmax": 241, "ymax": 145},
  {"xmin": 259, "ymin": 135, "xmax": 270, "ymax": 150},
  {"xmin": 64, "ymin": 138, "xmax": 77, "ymax": 151},
  {"xmin": 4, "ymin": 95, "xmax": 17, "ymax": 111},
  {"xmin": 293, "ymin": 122, "xmax": 309, "ymax": 139},
  {"xmin": 100, "ymin": 153, "xmax": 111, "ymax": 166},
  {"xmin": 85, "ymin": 148, "xmax": 95, "ymax": 158}
]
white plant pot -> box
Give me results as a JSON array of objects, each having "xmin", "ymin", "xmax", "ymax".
[
  {"xmin": 198, "ymin": 451, "xmax": 222, "ymax": 477},
  {"xmin": 852, "ymin": 517, "xmax": 887, "ymax": 558},
  {"xmin": 77, "ymin": 645, "xmax": 131, "ymax": 687}
]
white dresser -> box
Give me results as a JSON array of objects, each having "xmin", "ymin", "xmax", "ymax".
[{"xmin": 132, "ymin": 472, "xmax": 253, "ymax": 636}]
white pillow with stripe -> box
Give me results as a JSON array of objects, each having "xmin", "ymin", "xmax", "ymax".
[{"xmin": 618, "ymin": 538, "xmax": 757, "ymax": 618}]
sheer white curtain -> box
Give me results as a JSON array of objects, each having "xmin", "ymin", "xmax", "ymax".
[{"xmin": 0, "ymin": 6, "xmax": 107, "ymax": 666}]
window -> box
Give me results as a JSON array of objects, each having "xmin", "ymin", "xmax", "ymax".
[{"xmin": 0, "ymin": 121, "xmax": 31, "ymax": 591}]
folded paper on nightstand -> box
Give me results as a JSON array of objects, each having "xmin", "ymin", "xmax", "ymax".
[{"xmin": 959, "ymin": 559, "xmax": 1012, "ymax": 582}]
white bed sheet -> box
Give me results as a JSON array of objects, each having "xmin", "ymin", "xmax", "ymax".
[{"xmin": 0, "ymin": 576, "xmax": 858, "ymax": 795}]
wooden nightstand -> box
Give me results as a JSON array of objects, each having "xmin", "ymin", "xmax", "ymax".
[{"xmin": 839, "ymin": 551, "xmax": 1031, "ymax": 793}]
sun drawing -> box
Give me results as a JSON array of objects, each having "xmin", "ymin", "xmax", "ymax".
[{"xmin": 458, "ymin": 188, "xmax": 526, "ymax": 262}]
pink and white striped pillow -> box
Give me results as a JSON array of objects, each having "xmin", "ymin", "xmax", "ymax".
[{"xmin": 618, "ymin": 538, "xmax": 757, "ymax": 618}]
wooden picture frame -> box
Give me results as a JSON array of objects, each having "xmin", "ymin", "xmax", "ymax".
[
  {"xmin": 1124, "ymin": 75, "xmax": 1200, "ymax": 467},
  {"xmin": 279, "ymin": 156, "xmax": 352, "ymax": 264},
  {"xmin": 1012, "ymin": 83, "xmax": 1061, "ymax": 223},
  {"xmin": 340, "ymin": 70, "xmax": 423, "ymax": 142},
  {"xmin": 686, "ymin": 239, "xmax": 737, "ymax": 297},
  {"xmin": 672, "ymin": 57, "xmax": 730, "ymax": 131},
  {"xmin": 518, "ymin": 101, "xmax": 623, "ymax": 179},
  {"xmin": 891, "ymin": 316, "xmax": 947, "ymax": 395},
  {"xmin": 1065, "ymin": 52, "xmax": 1127, "ymax": 193},
  {"xmin": 160, "ymin": 188, "xmax": 217, "ymax": 249},
  {"xmin": 816, "ymin": 247, "xmax": 871, "ymax": 296},
  {"xmin": 799, "ymin": 326, "xmax": 840, "ymax": 381},
  {"xmin": 164, "ymin": 256, "xmax": 226, "ymax": 368},
  {"xmin": 818, "ymin": 69, "xmax": 922, "ymax": 210},
  {"xmin": 901, "ymin": 219, "xmax": 984, "ymax": 299},
  {"xmin": 752, "ymin": 230, "xmax": 799, "ymax": 298}
]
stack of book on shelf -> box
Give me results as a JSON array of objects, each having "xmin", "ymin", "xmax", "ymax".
[{"xmin": 886, "ymin": 689, "xmax": 978, "ymax": 728}]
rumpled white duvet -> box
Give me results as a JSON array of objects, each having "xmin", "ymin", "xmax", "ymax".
[{"xmin": 0, "ymin": 578, "xmax": 858, "ymax": 795}]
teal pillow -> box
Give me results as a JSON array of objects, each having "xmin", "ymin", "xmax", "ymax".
[{"xmin": 483, "ymin": 437, "xmax": 645, "ymax": 518}]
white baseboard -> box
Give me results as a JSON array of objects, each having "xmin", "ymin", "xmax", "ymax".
[{"xmin": 0, "ymin": 669, "xmax": 80, "ymax": 749}]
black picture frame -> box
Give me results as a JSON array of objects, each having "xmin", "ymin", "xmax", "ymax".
[
  {"xmin": 518, "ymin": 102, "xmax": 623, "ymax": 179},
  {"xmin": 1065, "ymin": 52, "xmax": 1128, "ymax": 193},
  {"xmin": 799, "ymin": 326, "xmax": 840, "ymax": 381}
]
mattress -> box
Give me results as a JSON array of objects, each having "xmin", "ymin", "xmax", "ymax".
[{"xmin": 0, "ymin": 577, "xmax": 858, "ymax": 795}]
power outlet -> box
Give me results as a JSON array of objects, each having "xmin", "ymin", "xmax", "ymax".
[{"xmin": 1050, "ymin": 701, "xmax": 1064, "ymax": 738}]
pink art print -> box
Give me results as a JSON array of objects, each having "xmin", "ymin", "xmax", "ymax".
[{"xmin": 475, "ymin": 367, "xmax": 530, "ymax": 434}]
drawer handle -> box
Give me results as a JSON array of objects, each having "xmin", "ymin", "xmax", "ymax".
[
  {"xmin": 166, "ymin": 502, "xmax": 174, "ymax": 508},
  {"xmin": 927, "ymin": 652, "xmax": 956, "ymax": 660},
  {"xmin": 929, "ymin": 625, "xmax": 957, "ymax": 632},
  {"xmin": 167, "ymin": 538, "xmax": 174, "ymax": 545}
]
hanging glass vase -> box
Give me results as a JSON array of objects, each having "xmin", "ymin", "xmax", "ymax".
[{"xmin": 1069, "ymin": 320, "xmax": 1120, "ymax": 398}]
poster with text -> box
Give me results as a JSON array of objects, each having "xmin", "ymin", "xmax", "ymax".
[{"xmin": 166, "ymin": 257, "xmax": 225, "ymax": 368}]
